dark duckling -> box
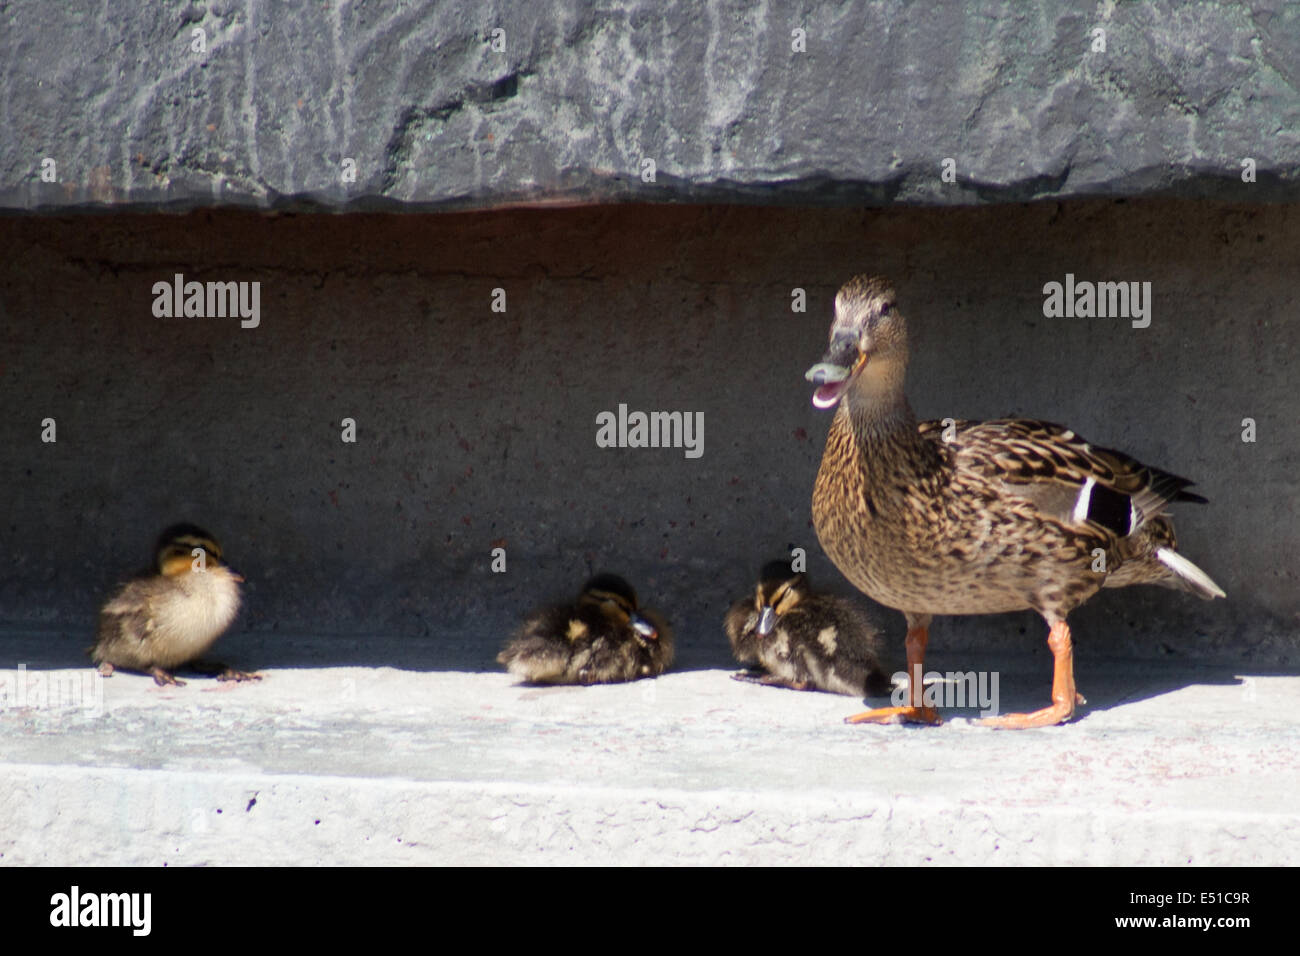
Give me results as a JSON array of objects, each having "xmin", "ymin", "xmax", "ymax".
[
  {"xmin": 724, "ymin": 561, "xmax": 891, "ymax": 696},
  {"xmin": 499, "ymin": 573, "xmax": 673, "ymax": 684}
]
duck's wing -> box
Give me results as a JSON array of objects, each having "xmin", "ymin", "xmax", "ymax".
[
  {"xmin": 919, "ymin": 418, "xmax": 1206, "ymax": 537},
  {"xmin": 98, "ymin": 578, "xmax": 163, "ymax": 632},
  {"xmin": 92, "ymin": 580, "xmax": 162, "ymax": 662},
  {"xmin": 723, "ymin": 597, "xmax": 759, "ymax": 661}
]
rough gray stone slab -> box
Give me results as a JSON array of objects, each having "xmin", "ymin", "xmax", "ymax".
[{"xmin": 3, "ymin": 1, "xmax": 1298, "ymax": 211}]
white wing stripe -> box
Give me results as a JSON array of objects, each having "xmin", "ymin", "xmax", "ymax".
[{"xmin": 1072, "ymin": 477, "xmax": 1096, "ymax": 524}]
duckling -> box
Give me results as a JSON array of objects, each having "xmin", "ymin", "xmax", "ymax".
[
  {"xmin": 499, "ymin": 573, "xmax": 673, "ymax": 684},
  {"xmin": 91, "ymin": 524, "xmax": 256, "ymax": 687},
  {"xmin": 724, "ymin": 561, "xmax": 891, "ymax": 696},
  {"xmin": 806, "ymin": 275, "xmax": 1224, "ymax": 728}
]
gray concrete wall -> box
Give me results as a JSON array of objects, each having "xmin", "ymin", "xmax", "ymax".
[{"xmin": 1, "ymin": 200, "xmax": 1295, "ymax": 670}]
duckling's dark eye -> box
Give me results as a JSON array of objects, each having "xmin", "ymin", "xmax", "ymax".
[{"xmin": 879, "ymin": 302, "xmax": 892, "ymax": 316}]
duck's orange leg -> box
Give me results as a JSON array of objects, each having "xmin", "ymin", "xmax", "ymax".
[
  {"xmin": 978, "ymin": 621, "xmax": 1082, "ymax": 729},
  {"xmin": 845, "ymin": 624, "xmax": 941, "ymax": 725}
]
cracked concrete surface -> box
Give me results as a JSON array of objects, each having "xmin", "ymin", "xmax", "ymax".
[{"xmin": 1, "ymin": 642, "xmax": 1296, "ymax": 865}]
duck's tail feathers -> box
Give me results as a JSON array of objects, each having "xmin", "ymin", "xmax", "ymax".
[
  {"xmin": 1155, "ymin": 547, "xmax": 1226, "ymax": 600},
  {"xmin": 1131, "ymin": 470, "xmax": 1207, "ymax": 526}
]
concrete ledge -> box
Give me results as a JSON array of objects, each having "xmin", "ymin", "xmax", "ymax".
[{"xmin": 3, "ymin": 658, "xmax": 1296, "ymax": 865}]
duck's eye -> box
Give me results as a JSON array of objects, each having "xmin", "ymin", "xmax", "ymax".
[{"xmin": 879, "ymin": 302, "xmax": 892, "ymax": 316}]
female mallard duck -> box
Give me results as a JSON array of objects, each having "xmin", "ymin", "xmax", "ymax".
[
  {"xmin": 499, "ymin": 573, "xmax": 673, "ymax": 684},
  {"xmin": 91, "ymin": 524, "xmax": 256, "ymax": 687},
  {"xmin": 724, "ymin": 560, "xmax": 892, "ymax": 696},
  {"xmin": 806, "ymin": 275, "xmax": 1224, "ymax": 729}
]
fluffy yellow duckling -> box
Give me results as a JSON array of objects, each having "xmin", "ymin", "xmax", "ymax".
[{"xmin": 91, "ymin": 524, "xmax": 256, "ymax": 686}]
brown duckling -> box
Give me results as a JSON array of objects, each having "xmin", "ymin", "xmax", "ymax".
[
  {"xmin": 724, "ymin": 561, "xmax": 891, "ymax": 696},
  {"xmin": 806, "ymin": 275, "xmax": 1224, "ymax": 728},
  {"xmin": 91, "ymin": 524, "xmax": 256, "ymax": 686},
  {"xmin": 499, "ymin": 573, "xmax": 673, "ymax": 684}
]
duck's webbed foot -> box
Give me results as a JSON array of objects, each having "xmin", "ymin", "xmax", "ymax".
[
  {"xmin": 844, "ymin": 705, "xmax": 942, "ymax": 726},
  {"xmin": 978, "ymin": 621, "xmax": 1081, "ymax": 730},
  {"xmin": 845, "ymin": 622, "xmax": 940, "ymax": 726}
]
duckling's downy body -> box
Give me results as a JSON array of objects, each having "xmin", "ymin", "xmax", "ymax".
[
  {"xmin": 92, "ymin": 524, "xmax": 253, "ymax": 686},
  {"xmin": 725, "ymin": 561, "xmax": 891, "ymax": 697},
  {"xmin": 499, "ymin": 574, "xmax": 673, "ymax": 684},
  {"xmin": 806, "ymin": 276, "xmax": 1224, "ymax": 728}
]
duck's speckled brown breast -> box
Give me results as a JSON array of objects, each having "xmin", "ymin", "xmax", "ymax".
[{"xmin": 811, "ymin": 406, "xmax": 1101, "ymax": 618}]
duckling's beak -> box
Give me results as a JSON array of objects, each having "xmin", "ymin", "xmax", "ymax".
[
  {"xmin": 631, "ymin": 614, "xmax": 658, "ymax": 640},
  {"xmin": 757, "ymin": 605, "xmax": 776, "ymax": 636},
  {"xmin": 806, "ymin": 333, "xmax": 860, "ymax": 409},
  {"xmin": 226, "ymin": 566, "xmax": 245, "ymax": 583}
]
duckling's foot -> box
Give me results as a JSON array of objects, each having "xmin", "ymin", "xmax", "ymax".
[
  {"xmin": 96, "ymin": 661, "xmax": 115, "ymax": 678},
  {"xmin": 844, "ymin": 705, "xmax": 942, "ymax": 726},
  {"xmin": 150, "ymin": 667, "xmax": 185, "ymax": 687},
  {"xmin": 730, "ymin": 671, "xmax": 811, "ymax": 691},
  {"xmin": 191, "ymin": 659, "xmax": 262, "ymax": 682},
  {"xmin": 217, "ymin": 668, "xmax": 262, "ymax": 683}
]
